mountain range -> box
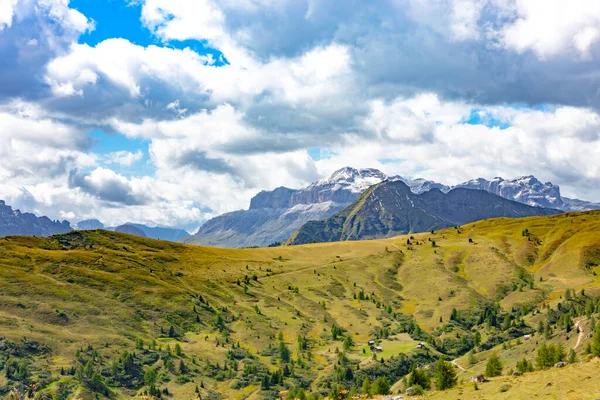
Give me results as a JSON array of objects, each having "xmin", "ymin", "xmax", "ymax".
[
  {"xmin": 0, "ymin": 200, "xmax": 72, "ymax": 237},
  {"xmin": 186, "ymin": 167, "xmax": 600, "ymax": 248},
  {"xmin": 0, "ymin": 209, "xmax": 189, "ymax": 241},
  {"xmin": 1, "ymin": 167, "xmax": 598, "ymax": 244},
  {"xmin": 75, "ymin": 220, "xmax": 189, "ymax": 241},
  {"xmin": 286, "ymin": 180, "xmax": 560, "ymax": 245},
  {"xmin": 182, "ymin": 167, "xmax": 388, "ymax": 247}
]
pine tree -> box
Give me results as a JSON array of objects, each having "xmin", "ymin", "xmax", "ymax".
[
  {"xmin": 536, "ymin": 343, "xmax": 556, "ymax": 369},
  {"xmin": 361, "ymin": 377, "xmax": 371, "ymax": 395},
  {"xmin": 485, "ymin": 353, "xmax": 503, "ymax": 377},
  {"xmin": 592, "ymin": 327, "xmax": 600, "ymax": 356},
  {"xmin": 434, "ymin": 359, "xmax": 457, "ymax": 390},
  {"xmin": 516, "ymin": 358, "xmax": 534, "ymax": 373},
  {"xmin": 555, "ymin": 343, "xmax": 566, "ymax": 363},
  {"xmin": 372, "ymin": 376, "xmax": 390, "ymax": 395},
  {"xmin": 408, "ymin": 367, "xmax": 431, "ymax": 389},
  {"xmin": 567, "ymin": 349, "xmax": 577, "ymax": 363},
  {"xmin": 468, "ymin": 350, "xmax": 477, "ymax": 366},
  {"xmin": 279, "ymin": 341, "xmax": 291, "ymax": 363}
]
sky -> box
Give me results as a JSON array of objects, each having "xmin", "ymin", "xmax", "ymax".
[{"xmin": 1, "ymin": 0, "xmax": 600, "ymax": 232}]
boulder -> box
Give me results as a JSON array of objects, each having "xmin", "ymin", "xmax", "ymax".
[{"xmin": 554, "ymin": 361, "xmax": 568, "ymax": 368}]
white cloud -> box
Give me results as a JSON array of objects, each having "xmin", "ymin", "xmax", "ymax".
[
  {"xmin": 106, "ymin": 150, "xmax": 143, "ymax": 167},
  {"xmin": 3, "ymin": 0, "xmax": 600, "ymax": 232},
  {"xmin": 316, "ymin": 96, "xmax": 600, "ymax": 201},
  {"xmin": 498, "ymin": 0, "xmax": 600, "ymax": 58},
  {"xmin": 141, "ymin": 0, "xmax": 225, "ymax": 43},
  {"xmin": 0, "ymin": 0, "xmax": 18, "ymax": 30},
  {"xmin": 38, "ymin": 0, "xmax": 93, "ymax": 34}
]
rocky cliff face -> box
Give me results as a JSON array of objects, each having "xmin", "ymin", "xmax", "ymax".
[
  {"xmin": 455, "ymin": 176, "xmax": 563, "ymax": 209},
  {"xmin": 286, "ymin": 181, "xmax": 561, "ymax": 245},
  {"xmin": 186, "ymin": 167, "xmax": 599, "ymax": 248},
  {"xmin": 0, "ymin": 200, "xmax": 72, "ymax": 237},
  {"xmin": 185, "ymin": 167, "xmax": 389, "ymax": 248}
]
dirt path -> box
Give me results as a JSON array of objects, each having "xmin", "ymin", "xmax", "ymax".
[
  {"xmin": 574, "ymin": 320, "xmax": 585, "ymax": 349},
  {"xmin": 451, "ymin": 359, "xmax": 468, "ymax": 372},
  {"xmin": 260, "ymin": 253, "xmax": 376, "ymax": 281}
]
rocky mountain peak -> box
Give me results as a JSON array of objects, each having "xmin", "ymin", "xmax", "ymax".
[
  {"xmin": 309, "ymin": 167, "xmax": 388, "ymax": 193},
  {"xmin": 0, "ymin": 200, "xmax": 72, "ymax": 237}
]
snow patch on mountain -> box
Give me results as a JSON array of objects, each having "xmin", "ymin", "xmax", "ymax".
[{"xmin": 307, "ymin": 167, "xmax": 388, "ymax": 194}]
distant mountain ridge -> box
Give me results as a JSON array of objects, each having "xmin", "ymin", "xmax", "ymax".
[
  {"xmin": 184, "ymin": 167, "xmax": 390, "ymax": 247},
  {"xmin": 74, "ymin": 220, "xmax": 189, "ymax": 242},
  {"xmin": 114, "ymin": 224, "xmax": 148, "ymax": 238},
  {"xmin": 0, "ymin": 200, "xmax": 72, "ymax": 237},
  {"xmin": 75, "ymin": 219, "xmax": 104, "ymax": 230},
  {"xmin": 186, "ymin": 167, "xmax": 600, "ymax": 248},
  {"xmin": 286, "ymin": 180, "xmax": 561, "ymax": 245},
  {"xmin": 124, "ymin": 223, "xmax": 190, "ymax": 241}
]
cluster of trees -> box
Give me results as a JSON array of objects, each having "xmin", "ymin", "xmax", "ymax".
[{"xmin": 536, "ymin": 343, "xmax": 566, "ymax": 369}]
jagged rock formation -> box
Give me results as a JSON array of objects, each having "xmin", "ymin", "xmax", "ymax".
[
  {"xmin": 0, "ymin": 200, "xmax": 72, "ymax": 237},
  {"xmin": 286, "ymin": 180, "xmax": 560, "ymax": 245}
]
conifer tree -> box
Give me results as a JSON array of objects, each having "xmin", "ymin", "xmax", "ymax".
[{"xmin": 485, "ymin": 353, "xmax": 503, "ymax": 377}]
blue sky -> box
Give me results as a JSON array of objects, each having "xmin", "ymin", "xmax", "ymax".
[
  {"xmin": 72, "ymin": 0, "xmax": 227, "ymax": 63},
  {"xmin": 0, "ymin": 0, "xmax": 599, "ymax": 229}
]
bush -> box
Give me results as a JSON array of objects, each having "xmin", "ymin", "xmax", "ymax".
[{"xmin": 407, "ymin": 384, "xmax": 424, "ymax": 396}]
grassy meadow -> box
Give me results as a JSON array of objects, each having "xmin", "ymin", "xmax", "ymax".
[{"xmin": 1, "ymin": 211, "xmax": 600, "ymax": 398}]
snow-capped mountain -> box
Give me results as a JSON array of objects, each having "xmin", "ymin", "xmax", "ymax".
[
  {"xmin": 186, "ymin": 167, "xmax": 392, "ymax": 248},
  {"xmin": 287, "ymin": 180, "xmax": 560, "ymax": 245},
  {"xmin": 186, "ymin": 166, "xmax": 600, "ymax": 248},
  {"xmin": 454, "ymin": 176, "xmax": 600, "ymax": 211},
  {"xmin": 307, "ymin": 167, "xmax": 388, "ymax": 194},
  {"xmin": 392, "ymin": 177, "xmax": 450, "ymax": 195}
]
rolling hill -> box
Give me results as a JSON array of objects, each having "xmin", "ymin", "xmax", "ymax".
[
  {"xmin": 286, "ymin": 180, "xmax": 560, "ymax": 245},
  {"xmin": 1, "ymin": 211, "xmax": 600, "ymax": 399}
]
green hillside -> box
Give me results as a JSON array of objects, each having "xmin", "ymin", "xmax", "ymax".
[
  {"xmin": 285, "ymin": 180, "xmax": 559, "ymax": 245},
  {"xmin": 2, "ymin": 211, "xmax": 600, "ymax": 399}
]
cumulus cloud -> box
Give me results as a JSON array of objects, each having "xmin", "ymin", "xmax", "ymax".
[
  {"xmin": 68, "ymin": 167, "xmax": 152, "ymax": 205},
  {"xmin": 315, "ymin": 95, "xmax": 600, "ymax": 201},
  {"xmin": 1, "ymin": 0, "xmax": 600, "ymax": 230},
  {"xmin": 497, "ymin": 0, "xmax": 600, "ymax": 59},
  {"xmin": 0, "ymin": 0, "xmax": 18, "ymax": 30},
  {"xmin": 106, "ymin": 150, "xmax": 143, "ymax": 167}
]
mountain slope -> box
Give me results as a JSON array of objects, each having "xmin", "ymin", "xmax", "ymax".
[
  {"xmin": 287, "ymin": 181, "xmax": 560, "ymax": 245},
  {"xmin": 114, "ymin": 223, "xmax": 147, "ymax": 237},
  {"xmin": 1, "ymin": 212, "xmax": 600, "ymax": 399},
  {"xmin": 74, "ymin": 219, "xmax": 104, "ymax": 230},
  {"xmin": 186, "ymin": 167, "xmax": 599, "ymax": 249},
  {"xmin": 455, "ymin": 175, "xmax": 600, "ymax": 211},
  {"xmin": 126, "ymin": 223, "xmax": 190, "ymax": 241},
  {"xmin": 0, "ymin": 200, "xmax": 72, "ymax": 237},
  {"xmin": 184, "ymin": 167, "xmax": 390, "ymax": 247}
]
